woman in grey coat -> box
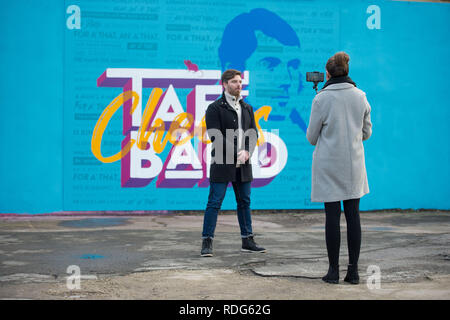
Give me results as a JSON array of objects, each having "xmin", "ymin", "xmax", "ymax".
[{"xmin": 306, "ymin": 52, "xmax": 372, "ymax": 284}]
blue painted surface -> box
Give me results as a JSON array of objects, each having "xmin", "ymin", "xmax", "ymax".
[
  {"xmin": 59, "ymin": 218, "xmax": 129, "ymax": 228},
  {"xmin": 0, "ymin": 1, "xmax": 64, "ymax": 214},
  {"xmin": 0, "ymin": 0, "xmax": 449, "ymax": 213}
]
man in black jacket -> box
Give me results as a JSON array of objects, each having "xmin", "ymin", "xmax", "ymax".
[{"xmin": 201, "ymin": 69, "xmax": 266, "ymax": 257}]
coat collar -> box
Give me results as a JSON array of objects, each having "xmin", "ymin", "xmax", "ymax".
[
  {"xmin": 220, "ymin": 93, "xmax": 248, "ymax": 111},
  {"xmin": 321, "ymin": 76, "xmax": 356, "ymax": 91},
  {"xmin": 224, "ymin": 91, "xmax": 242, "ymax": 107},
  {"xmin": 320, "ymin": 83, "xmax": 356, "ymax": 92}
]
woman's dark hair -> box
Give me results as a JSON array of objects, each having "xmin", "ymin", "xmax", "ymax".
[{"xmin": 326, "ymin": 52, "xmax": 350, "ymax": 77}]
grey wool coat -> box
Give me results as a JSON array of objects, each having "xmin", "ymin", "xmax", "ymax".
[{"xmin": 306, "ymin": 83, "xmax": 372, "ymax": 203}]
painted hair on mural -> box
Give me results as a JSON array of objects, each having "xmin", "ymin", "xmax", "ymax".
[{"xmin": 218, "ymin": 8, "xmax": 300, "ymax": 71}]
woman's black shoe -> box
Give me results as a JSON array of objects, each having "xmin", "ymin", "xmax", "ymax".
[
  {"xmin": 344, "ymin": 264, "xmax": 360, "ymax": 284},
  {"xmin": 322, "ymin": 265, "xmax": 339, "ymax": 284}
]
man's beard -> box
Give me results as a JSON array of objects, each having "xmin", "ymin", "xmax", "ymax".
[{"xmin": 230, "ymin": 88, "xmax": 241, "ymax": 97}]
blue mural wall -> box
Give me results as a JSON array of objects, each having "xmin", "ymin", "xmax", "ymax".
[{"xmin": 1, "ymin": 0, "xmax": 449, "ymax": 214}]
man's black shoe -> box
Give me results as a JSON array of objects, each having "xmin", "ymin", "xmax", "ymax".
[
  {"xmin": 201, "ymin": 238, "xmax": 213, "ymax": 257},
  {"xmin": 241, "ymin": 236, "xmax": 266, "ymax": 253}
]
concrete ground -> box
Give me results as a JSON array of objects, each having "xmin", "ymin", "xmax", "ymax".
[{"xmin": 0, "ymin": 210, "xmax": 449, "ymax": 300}]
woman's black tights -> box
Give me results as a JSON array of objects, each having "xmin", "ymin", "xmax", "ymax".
[{"xmin": 324, "ymin": 198, "xmax": 361, "ymax": 268}]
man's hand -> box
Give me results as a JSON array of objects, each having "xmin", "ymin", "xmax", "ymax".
[{"xmin": 237, "ymin": 150, "xmax": 250, "ymax": 163}]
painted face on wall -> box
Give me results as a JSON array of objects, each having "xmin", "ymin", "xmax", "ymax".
[{"xmin": 245, "ymin": 32, "xmax": 303, "ymax": 120}]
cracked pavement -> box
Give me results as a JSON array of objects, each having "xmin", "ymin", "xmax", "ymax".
[{"xmin": 0, "ymin": 211, "xmax": 449, "ymax": 299}]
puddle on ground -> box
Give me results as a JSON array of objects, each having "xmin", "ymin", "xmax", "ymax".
[{"xmin": 80, "ymin": 254, "xmax": 105, "ymax": 260}]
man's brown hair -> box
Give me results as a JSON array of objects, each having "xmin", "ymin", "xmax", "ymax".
[{"xmin": 221, "ymin": 69, "xmax": 242, "ymax": 84}]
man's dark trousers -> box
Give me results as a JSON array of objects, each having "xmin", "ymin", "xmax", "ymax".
[{"xmin": 202, "ymin": 168, "xmax": 253, "ymax": 239}]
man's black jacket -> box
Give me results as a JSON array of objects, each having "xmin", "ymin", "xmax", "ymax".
[{"xmin": 205, "ymin": 94, "xmax": 258, "ymax": 182}]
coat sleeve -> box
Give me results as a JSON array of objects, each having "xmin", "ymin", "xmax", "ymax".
[
  {"xmin": 362, "ymin": 94, "xmax": 372, "ymax": 141},
  {"xmin": 306, "ymin": 97, "xmax": 323, "ymax": 146},
  {"xmin": 205, "ymin": 103, "xmax": 221, "ymax": 139},
  {"xmin": 205, "ymin": 103, "xmax": 223, "ymax": 163}
]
